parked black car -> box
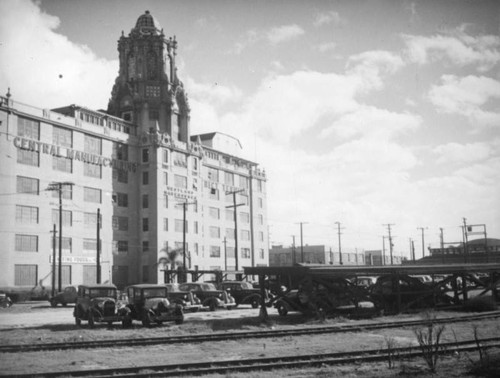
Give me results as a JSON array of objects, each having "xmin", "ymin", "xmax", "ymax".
[
  {"xmin": 49, "ymin": 285, "xmax": 78, "ymax": 307},
  {"xmin": 73, "ymin": 284, "xmax": 130, "ymax": 328},
  {"xmin": 164, "ymin": 283, "xmax": 202, "ymax": 312},
  {"xmin": 178, "ymin": 282, "xmax": 236, "ymax": 311},
  {"xmin": 125, "ymin": 284, "xmax": 183, "ymax": 326},
  {"xmin": 218, "ymin": 281, "xmax": 263, "ymax": 308}
]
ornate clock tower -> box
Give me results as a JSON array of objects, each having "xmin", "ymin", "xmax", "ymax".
[{"xmin": 107, "ymin": 10, "xmax": 190, "ymax": 143}]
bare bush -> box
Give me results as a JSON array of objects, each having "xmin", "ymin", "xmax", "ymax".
[{"xmin": 413, "ymin": 313, "xmax": 446, "ymax": 373}]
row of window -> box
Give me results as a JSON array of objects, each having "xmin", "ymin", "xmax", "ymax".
[{"xmin": 14, "ymin": 234, "xmax": 99, "ymax": 253}]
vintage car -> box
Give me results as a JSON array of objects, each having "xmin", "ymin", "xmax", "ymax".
[
  {"xmin": 125, "ymin": 284, "xmax": 183, "ymax": 326},
  {"xmin": 353, "ymin": 276, "xmax": 378, "ymax": 289},
  {"xmin": 274, "ymin": 289, "xmax": 303, "ymax": 316},
  {"xmin": 218, "ymin": 281, "xmax": 264, "ymax": 308},
  {"xmin": 49, "ymin": 285, "xmax": 78, "ymax": 307},
  {"xmin": 164, "ymin": 283, "xmax": 202, "ymax": 312},
  {"xmin": 73, "ymin": 284, "xmax": 130, "ymax": 328},
  {"xmin": 178, "ymin": 282, "xmax": 236, "ymax": 311}
]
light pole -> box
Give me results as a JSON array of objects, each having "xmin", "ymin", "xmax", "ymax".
[
  {"xmin": 47, "ymin": 182, "xmax": 74, "ymax": 292},
  {"xmin": 176, "ymin": 200, "xmax": 197, "ymax": 271}
]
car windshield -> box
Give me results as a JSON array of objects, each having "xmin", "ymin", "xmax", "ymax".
[
  {"xmin": 89, "ymin": 288, "xmax": 116, "ymax": 298},
  {"xmin": 165, "ymin": 284, "xmax": 180, "ymax": 292},
  {"xmin": 142, "ymin": 288, "xmax": 167, "ymax": 298},
  {"xmin": 240, "ymin": 282, "xmax": 253, "ymax": 289}
]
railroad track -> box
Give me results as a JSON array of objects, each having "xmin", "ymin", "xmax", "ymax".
[
  {"xmin": 6, "ymin": 337, "xmax": 500, "ymax": 377},
  {"xmin": 1, "ymin": 311, "xmax": 499, "ymax": 354}
]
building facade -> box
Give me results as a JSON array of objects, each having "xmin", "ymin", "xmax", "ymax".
[
  {"xmin": 269, "ymin": 244, "xmax": 366, "ymax": 266},
  {"xmin": 0, "ymin": 11, "xmax": 268, "ymax": 292}
]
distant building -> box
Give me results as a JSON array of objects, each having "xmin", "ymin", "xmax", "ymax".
[
  {"xmin": 269, "ymin": 245, "xmax": 365, "ymax": 266},
  {"xmin": 364, "ymin": 250, "xmax": 404, "ymax": 266}
]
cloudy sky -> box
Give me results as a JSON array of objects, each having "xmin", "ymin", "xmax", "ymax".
[{"xmin": 1, "ymin": 0, "xmax": 499, "ymax": 258}]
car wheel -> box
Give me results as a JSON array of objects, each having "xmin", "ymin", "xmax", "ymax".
[
  {"xmin": 277, "ymin": 303, "xmax": 288, "ymax": 316},
  {"xmin": 62, "ymin": 302, "xmax": 67, "ymax": 307},
  {"xmin": 142, "ymin": 311, "xmax": 152, "ymax": 327},
  {"xmin": 50, "ymin": 300, "xmax": 57, "ymax": 308},
  {"xmin": 74, "ymin": 310, "xmax": 81, "ymax": 326},
  {"xmin": 251, "ymin": 299, "xmax": 259, "ymax": 309},
  {"xmin": 209, "ymin": 300, "xmax": 217, "ymax": 312},
  {"xmin": 88, "ymin": 312, "xmax": 95, "ymax": 328}
]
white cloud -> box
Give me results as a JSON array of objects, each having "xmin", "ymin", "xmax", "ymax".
[
  {"xmin": 433, "ymin": 142, "xmax": 493, "ymax": 165},
  {"xmin": 313, "ymin": 11, "xmax": 344, "ymax": 27},
  {"xmin": 428, "ymin": 75, "xmax": 500, "ymax": 127},
  {"xmin": 267, "ymin": 24, "xmax": 305, "ymax": 45},
  {"xmin": 0, "ymin": 0, "xmax": 117, "ymax": 110},
  {"xmin": 346, "ymin": 50, "xmax": 405, "ymax": 91},
  {"xmin": 404, "ymin": 28, "xmax": 500, "ymax": 71},
  {"xmin": 315, "ymin": 42, "xmax": 337, "ymax": 53}
]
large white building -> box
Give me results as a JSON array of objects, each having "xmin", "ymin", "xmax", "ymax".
[{"xmin": 0, "ymin": 11, "xmax": 268, "ymax": 292}]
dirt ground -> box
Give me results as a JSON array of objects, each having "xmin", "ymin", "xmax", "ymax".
[{"xmin": 1, "ymin": 302, "xmax": 500, "ymax": 377}]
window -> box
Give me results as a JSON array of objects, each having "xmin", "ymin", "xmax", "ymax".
[
  {"xmin": 16, "ymin": 176, "xmax": 39, "ymax": 195},
  {"xmin": 16, "ymin": 205, "xmax": 38, "ymax": 224},
  {"xmin": 225, "ymin": 228, "xmax": 235, "ymax": 239},
  {"xmin": 113, "ymin": 142, "xmax": 128, "ymax": 161},
  {"xmin": 84, "ymin": 187, "xmax": 102, "ymax": 203},
  {"xmin": 15, "ymin": 234, "xmax": 38, "ymax": 252},
  {"xmin": 209, "ymin": 226, "xmax": 220, "ymax": 239},
  {"xmin": 227, "ymin": 246, "xmax": 235, "ymax": 258},
  {"xmin": 192, "ymin": 157, "xmax": 198, "ymax": 171},
  {"xmin": 52, "ymin": 209, "xmax": 72, "ymax": 227},
  {"xmin": 113, "ymin": 169, "xmax": 128, "ymax": 183},
  {"xmin": 175, "ymin": 219, "xmax": 187, "ymax": 233},
  {"xmin": 226, "ymin": 209, "xmax": 234, "ymax": 221},
  {"xmin": 207, "ymin": 167, "xmax": 218, "ymax": 182},
  {"xmin": 84, "ymin": 212, "xmax": 97, "ymax": 228},
  {"xmin": 258, "ymin": 214, "xmax": 264, "ymax": 225},
  {"xmin": 259, "ymin": 231, "xmax": 264, "ymax": 242},
  {"xmin": 173, "ymin": 152, "xmax": 187, "ymax": 167},
  {"xmin": 18, "ymin": 117, "xmax": 40, "ymax": 139},
  {"xmin": 112, "ymin": 192, "xmax": 128, "ymax": 207},
  {"xmin": 50, "ymin": 184, "xmax": 73, "ymax": 200},
  {"xmin": 114, "ymin": 241, "xmax": 128, "ymax": 254},
  {"xmin": 142, "ymin": 148, "xmax": 149, "ymax": 163},
  {"xmin": 174, "ymin": 174, "xmax": 187, "ymax": 189},
  {"xmin": 240, "ymin": 212, "xmax": 250, "ymax": 223},
  {"xmin": 53, "ymin": 126, "xmax": 73, "ymax": 173},
  {"xmin": 52, "ymin": 156, "xmax": 72, "ymax": 173},
  {"xmin": 142, "ymin": 171, "xmax": 149, "ymax": 185},
  {"xmin": 259, "ymin": 249, "xmax": 265, "ymax": 259},
  {"xmin": 224, "ymin": 172, "xmax": 234, "ymax": 186},
  {"xmin": 83, "ymin": 238, "xmax": 97, "ymax": 253},
  {"xmin": 210, "ymin": 246, "xmax": 221, "ymax": 258},
  {"xmin": 257, "ymin": 180, "xmax": 263, "ymax": 193},
  {"xmin": 143, "ymin": 218, "xmax": 149, "ymax": 232},
  {"xmin": 14, "ymin": 265, "xmax": 37, "ymax": 286},
  {"xmin": 209, "ymin": 187, "xmax": 219, "ymax": 200},
  {"xmin": 163, "ymin": 218, "xmax": 168, "ymax": 231},
  {"xmin": 258, "ymin": 197, "xmax": 263, "ymax": 208},
  {"xmin": 142, "ymin": 241, "xmax": 149, "ymax": 253},
  {"xmin": 112, "ymin": 216, "xmax": 128, "ymax": 231},
  {"xmin": 209, "ymin": 207, "xmax": 220, "ymax": 219},
  {"xmin": 241, "ymin": 248, "xmax": 251, "ymax": 259},
  {"xmin": 163, "ymin": 193, "xmax": 168, "ymax": 208},
  {"xmin": 163, "ymin": 172, "xmax": 168, "ymax": 186},
  {"xmin": 17, "ymin": 148, "xmax": 39, "ymax": 166},
  {"xmin": 61, "ymin": 237, "xmax": 72, "ymax": 253},
  {"xmin": 163, "ymin": 149, "xmax": 168, "ymax": 164},
  {"xmin": 239, "ymin": 176, "xmax": 249, "ymax": 189},
  {"xmin": 241, "ymin": 230, "xmax": 250, "ymax": 241},
  {"xmin": 194, "ymin": 221, "xmax": 198, "ymax": 234},
  {"xmin": 84, "ymin": 135, "xmax": 102, "ymax": 178},
  {"xmin": 142, "ymin": 194, "xmax": 149, "ymax": 208}
]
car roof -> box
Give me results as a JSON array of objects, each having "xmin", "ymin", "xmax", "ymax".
[
  {"xmin": 78, "ymin": 284, "xmax": 117, "ymax": 289},
  {"xmin": 126, "ymin": 284, "xmax": 167, "ymax": 289}
]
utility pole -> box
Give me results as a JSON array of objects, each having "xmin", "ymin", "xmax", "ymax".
[
  {"xmin": 383, "ymin": 224, "xmax": 394, "ymax": 265},
  {"xmin": 412, "ymin": 239, "xmax": 416, "ymax": 262},
  {"xmin": 335, "ymin": 222, "xmax": 343, "ymax": 265},
  {"xmin": 50, "ymin": 225, "xmax": 57, "ymax": 297},
  {"xmin": 291, "ymin": 235, "xmax": 296, "ymax": 265},
  {"xmin": 409, "ymin": 238, "xmax": 415, "ymax": 262},
  {"xmin": 46, "ymin": 182, "xmax": 74, "ymax": 292},
  {"xmin": 440, "ymin": 227, "xmax": 445, "ymax": 264},
  {"xmin": 297, "ymin": 222, "xmax": 308, "ymax": 263},
  {"xmin": 96, "ymin": 208, "xmax": 101, "ymax": 283},
  {"xmin": 176, "ymin": 200, "xmax": 197, "ymax": 271},
  {"xmin": 462, "ymin": 218, "xmax": 469, "ymax": 263},
  {"xmin": 226, "ymin": 189, "xmax": 245, "ymax": 271},
  {"xmin": 382, "ymin": 236, "xmax": 386, "ymax": 266},
  {"xmin": 417, "ymin": 226, "xmax": 427, "ymax": 259},
  {"xmin": 223, "ymin": 237, "xmax": 227, "ymax": 271}
]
